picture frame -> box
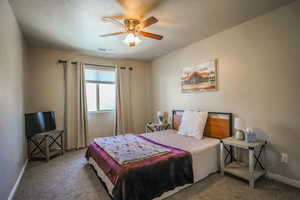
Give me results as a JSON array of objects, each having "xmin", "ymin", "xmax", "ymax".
[{"xmin": 181, "ymin": 60, "xmax": 217, "ymax": 92}]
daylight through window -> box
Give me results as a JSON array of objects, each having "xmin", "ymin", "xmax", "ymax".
[{"xmin": 85, "ymin": 67, "xmax": 116, "ymax": 112}]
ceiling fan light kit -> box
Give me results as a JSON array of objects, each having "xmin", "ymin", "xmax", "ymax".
[
  {"xmin": 100, "ymin": 16, "xmax": 163, "ymax": 47},
  {"xmin": 123, "ymin": 33, "xmax": 142, "ymax": 47}
]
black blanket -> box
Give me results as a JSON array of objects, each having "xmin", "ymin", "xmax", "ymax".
[{"xmin": 112, "ymin": 149, "xmax": 193, "ymax": 200}]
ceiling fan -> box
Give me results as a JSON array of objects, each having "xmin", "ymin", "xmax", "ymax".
[{"xmin": 100, "ymin": 16, "xmax": 163, "ymax": 47}]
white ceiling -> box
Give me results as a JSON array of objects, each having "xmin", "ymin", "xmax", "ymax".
[{"xmin": 10, "ymin": 0, "xmax": 295, "ymax": 61}]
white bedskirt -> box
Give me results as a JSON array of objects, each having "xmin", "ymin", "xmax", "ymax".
[{"xmin": 88, "ymin": 130, "xmax": 220, "ymax": 199}]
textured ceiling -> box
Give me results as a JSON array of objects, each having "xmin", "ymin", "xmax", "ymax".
[{"xmin": 10, "ymin": 0, "xmax": 295, "ymax": 61}]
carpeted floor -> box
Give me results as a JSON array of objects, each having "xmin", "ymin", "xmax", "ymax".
[{"xmin": 14, "ymin": 149, "xmax": 300, "ymax": 200}]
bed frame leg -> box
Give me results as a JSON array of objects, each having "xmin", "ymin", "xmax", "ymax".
[{"xmin": 122, "ymin": 180, "xmax": 126, "ymax": 200}]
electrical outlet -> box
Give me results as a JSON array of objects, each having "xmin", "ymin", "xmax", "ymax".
[{"xmin": 281, "ymin": 153, "xmax": 288, "ymax": 164}]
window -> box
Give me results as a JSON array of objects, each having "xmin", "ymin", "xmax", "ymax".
[{"xmin": 85, "ymin": 68, "xmax": 116, "ymax": 112}]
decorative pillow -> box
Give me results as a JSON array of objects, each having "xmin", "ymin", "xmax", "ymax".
[{"xmin": 178, "ymin": 110, "xmax": 208, "ymax": 140}]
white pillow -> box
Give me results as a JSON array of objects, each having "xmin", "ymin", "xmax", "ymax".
[{"xmin": 178, "ymin": 111, "xmax": 208, "ymax": 140}]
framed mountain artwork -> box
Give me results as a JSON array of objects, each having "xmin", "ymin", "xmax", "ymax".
[{"xmin": 181, "ymin": 60, "xmax": 217, "ymax": 92}]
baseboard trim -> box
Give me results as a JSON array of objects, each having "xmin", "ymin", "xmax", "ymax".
[
  {"xmin": 8, "ymin": 159, "xmax": 28, "ymax": 200},
  {"xmin": 266, "ymin": 172, "xmax": 300, "ymax": 189}
]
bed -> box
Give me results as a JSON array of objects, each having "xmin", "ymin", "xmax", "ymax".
[{"xmin": 86, "ymin": 110, "xmax": 232, "ymax": 200}]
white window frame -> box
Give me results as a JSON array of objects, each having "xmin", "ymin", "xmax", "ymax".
[{"xmin": 85, "ymin": 66, "xmax": 116, "ymax": 113}]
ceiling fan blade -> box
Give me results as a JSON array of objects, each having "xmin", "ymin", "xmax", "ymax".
[
  {"xmin": 102, "ymin": 17, "xmax": 124, "ymax": 27},
  {"xmin": 139, "ymin": 31, "xmax": 163, "ymax": 40},
  {"xmin": 111, "ymin": 15, "xmax": 126, "ymax": 21},
  {"xmin": 139, "ymin": 16, "xmax": 158, "ymax": 29},
  {"xmin": 100, "ymin": 32, "xmax": 126, "ymax": 37}
]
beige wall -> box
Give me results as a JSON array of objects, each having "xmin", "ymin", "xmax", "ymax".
[
  {"xmin": 26, "ymin": 47, "xmax": 151, "ymax": 149},
  {"xmin": 0, "ymin": 0, "xmax": 27, "ymax": 199},
  {"xmin": 151, "ymin": 1, "xmax": 300, "ymax": 180}
]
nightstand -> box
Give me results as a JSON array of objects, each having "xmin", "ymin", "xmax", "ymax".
[
  {"xmin": 220, "ymin": 137, "xmax": 267, "ymax": 188},
  {"xmin": 145, "ymin": 122, "xmax": 170, "ymax": 133}
]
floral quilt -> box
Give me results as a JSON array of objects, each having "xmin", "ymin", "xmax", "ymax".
[{"xmin": 94, "ymin": 134, "xmax": 171, "ymax": 165}]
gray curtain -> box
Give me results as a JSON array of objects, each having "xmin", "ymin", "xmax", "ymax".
[
  {"xmin": 64, "ymin": 61, "xmax": 89, "ymax": 149},
  {"xmin": 115, "ymin": 67, "xmax": 133, "ymax": 135}
]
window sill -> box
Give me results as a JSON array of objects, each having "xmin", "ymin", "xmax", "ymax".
[{"xmin": 88, "ymin": 110, "xmax": 115, "ymax": 114}]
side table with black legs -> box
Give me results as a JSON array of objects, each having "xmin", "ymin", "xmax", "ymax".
[
  {"xmin": 27, "ymin": 130, "xmax": 64, "ymax": 162},
  {"xmin": 145, "ymin": 122, "xmax": 170, "ymax": 133},
  {"xmin": 220, "ymin": 137, "xmax": 267, "ymax": 188}
]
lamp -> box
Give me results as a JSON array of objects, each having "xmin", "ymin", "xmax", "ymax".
[
  {"xmin": 157, "ymin": 111, "xmax": 164, "ymax": 125},
  {"xmin": 234, "ymin": 118, "xmax": 245, "ymax": 140},
  {"xmin": 123, "ymin": 33, "xmax": 141, "ymax": 47}
]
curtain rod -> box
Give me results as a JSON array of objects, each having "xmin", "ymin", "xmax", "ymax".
[{"xmin": 57, "ymin": 59, "xmax": 116, "ymax": 69}]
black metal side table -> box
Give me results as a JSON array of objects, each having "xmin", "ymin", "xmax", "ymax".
[{"xmin": 27, "ymin": 130, "xmax": 64, "ymax": 162}]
